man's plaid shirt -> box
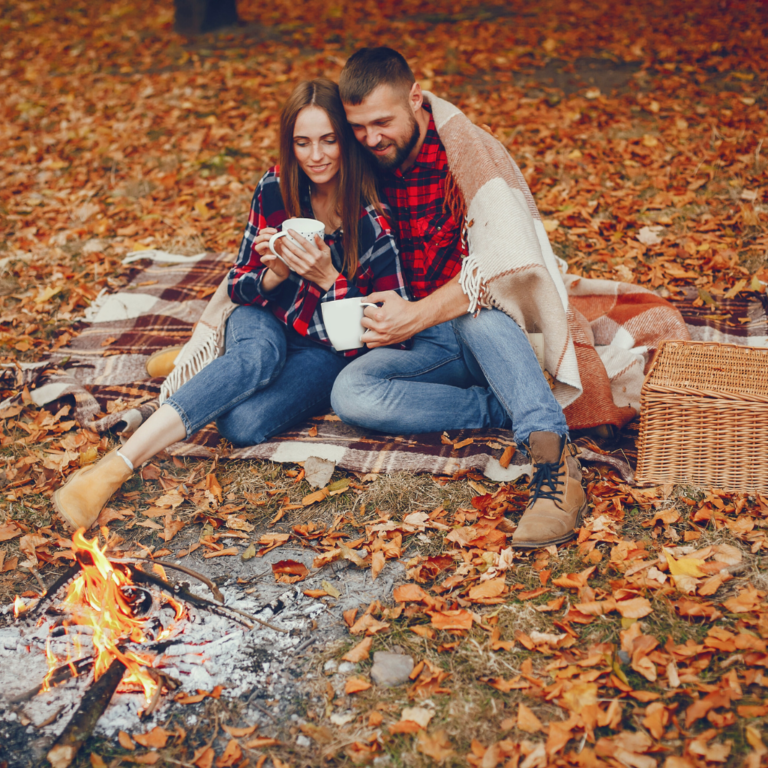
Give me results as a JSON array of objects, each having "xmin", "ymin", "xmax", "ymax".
[
  {"xmin": 380, "ymin": 106, "xmax": 467, "ymax": 300},
  {"xmin": 228, "ymin": 167, "xmax": 408, "ymax": 356}
]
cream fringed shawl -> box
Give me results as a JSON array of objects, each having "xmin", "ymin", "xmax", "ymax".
[{"xmin": 423, "ymin": 91, "xmax": 583, "ymax": 407}]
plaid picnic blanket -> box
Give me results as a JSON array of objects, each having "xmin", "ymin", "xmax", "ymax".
[{"xmin": 6, "ymin": 252, "xmax": 765, "ymax": 480}]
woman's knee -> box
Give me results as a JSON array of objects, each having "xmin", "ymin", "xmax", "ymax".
[
  {"xmin": 224, "ymin": 307, "xmax": 286, "ymax": 381},
  {"xmin": 216, "ymin": 407, "xmax": 263, "ymax": 446}
]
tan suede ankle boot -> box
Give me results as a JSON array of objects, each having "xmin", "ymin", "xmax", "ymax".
[
  {"xmin": 53, "ymin": 450, "xmax": 134, "ymax": 530},
  {"xmin": 146, "ymin": 346, "xmax": 183, "ymax": 378},
  {"xmin": 512, "ymin": 432, "xmax": 588, "ymax": 549}
]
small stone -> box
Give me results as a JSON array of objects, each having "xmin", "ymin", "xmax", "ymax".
[
  {"xmin": 370, "ymin": 651, "xmax": 414, "ymax": 687},
  {"xmin": 324, "ymin": 660, "xmax": 338, "ymax": 674},
  {"xmin": 304, "ymin": 456, "xmax": 336, "ymax": 489},
  {"xmin": 337, "ymin": 661, "xmax": 357, "ymax": 675},
  {"xmin": 296, "ymin": 734, "xmax": 311, "ymax": 748}
]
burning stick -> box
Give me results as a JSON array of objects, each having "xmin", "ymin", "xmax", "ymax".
[
  {"xmin": 129, "ymin": 565, "xmax": 288, "ymax": 633},
  {"xmin": 46, "ymin": 658, "xmax": 127, "ymax": 768}
]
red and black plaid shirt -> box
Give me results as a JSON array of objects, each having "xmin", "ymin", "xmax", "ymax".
[{"xmin": 381, "ymin": 106, "xmax": 467, "ymax": 300}]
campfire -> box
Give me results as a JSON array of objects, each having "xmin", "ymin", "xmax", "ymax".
[
  {"xmin": 4, "ymin": 529, "xmax": 307, "ymax": 768},
  {"xmin": 34, "ymin": 531, "xmax": 186, "ymax": 706}
]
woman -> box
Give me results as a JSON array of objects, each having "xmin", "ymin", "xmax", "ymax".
[{"xmin": 53, "ymin": 78, "xmax": 408, "ymax": 531}]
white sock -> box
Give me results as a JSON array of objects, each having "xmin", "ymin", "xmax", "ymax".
[{"xmin": 116, "ymin": 450, "xmax": 134, "ymax": 472}]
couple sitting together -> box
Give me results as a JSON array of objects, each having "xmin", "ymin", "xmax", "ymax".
[{"xmin": 55, "ymin": 47, "xmax": 587, "ymax": 550}]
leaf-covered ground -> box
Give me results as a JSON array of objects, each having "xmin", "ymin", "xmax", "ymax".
[{"xmin": 1, "ymin": 0, "xmax": 768, "ymax": 766}]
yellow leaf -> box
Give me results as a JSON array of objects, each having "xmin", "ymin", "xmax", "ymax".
[
  {"xmin": 724, "ymin": 279, "xmax": 748, "ymax": 300},
  {"xmin": 664, "ymin": 548, "xmax": 706, "ymax": 578},
  {"xmin": 35, "ymin": 285, "xmax": 63, "ymax": 305},
  {"xmin": 321, "ymin": 580, "xmax": 340, "ymax": 599},
  {"xmin": 561, "ymin": 682, "xmax": 598, "ymax": 713}
]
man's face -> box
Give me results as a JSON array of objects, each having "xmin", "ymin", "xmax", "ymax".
[{"xmin": 344, "ymin": 84, "xmax": 420, "ymax": 171}]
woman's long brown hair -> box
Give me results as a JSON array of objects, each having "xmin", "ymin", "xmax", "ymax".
[{"xmin": 278, "ymin": 78, "xmax": 383, "ymax": 278}]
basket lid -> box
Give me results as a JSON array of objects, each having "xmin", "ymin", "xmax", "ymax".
[{"xmin": 645, "ymin": 340, "xmax": 768, "ymax": 399}]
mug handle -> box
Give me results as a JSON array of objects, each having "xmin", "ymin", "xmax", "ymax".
[
  {"xmin": 360, "ymin": 302, "xmax": 377, "ymax": 308},
  {"xmin": 268, "ymin": 231, "xmax": 289, "ymax": 263}
]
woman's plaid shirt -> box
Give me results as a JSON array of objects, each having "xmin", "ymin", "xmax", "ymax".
[{"xmin": 228, "ymin": 167, "xmax": 409, "ymax": 356}]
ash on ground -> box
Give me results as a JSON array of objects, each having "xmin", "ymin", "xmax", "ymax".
[{"xmin": 0, "ymin": 546, "xmax": 404, "ymax": 767}]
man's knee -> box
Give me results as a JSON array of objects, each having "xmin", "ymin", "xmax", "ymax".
[
  {"xmin": 331, "ymin": 364, "xmax": 389, "ymax": 428},
  {"xmin": 454, "ymin": 308, "xmax": 522, "ymax": 339}
]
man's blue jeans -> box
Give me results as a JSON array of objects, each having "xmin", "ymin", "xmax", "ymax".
[
  {"xmin": 330, "ymin": 308, "xmax": 567, "ymax": 445},
  {"xmin": 166, "ymin": 305, "xmax": 347, "ymax": 445}
]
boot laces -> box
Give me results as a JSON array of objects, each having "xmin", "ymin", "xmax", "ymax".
[{"xmin": 528, "ymin": 459, "xmax": 564, "ymax": 508}]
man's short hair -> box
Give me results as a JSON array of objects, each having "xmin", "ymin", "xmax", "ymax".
[{"xmin": 339, "ymin": 47, "xmax": 415, "ymax": 105}]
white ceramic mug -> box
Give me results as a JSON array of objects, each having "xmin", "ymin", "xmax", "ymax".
[
  {"xmin": 321, "ymin": 298, "xmax": 378, "ymax": 351},
  {"xmin": 268, "ymin": 218, "xmax": 325, "ymax": 264}
]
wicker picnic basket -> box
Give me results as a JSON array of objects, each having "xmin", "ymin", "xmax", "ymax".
[{"xmin": 635, "ymin": 339, "xmax": 768, "ymax": 493}]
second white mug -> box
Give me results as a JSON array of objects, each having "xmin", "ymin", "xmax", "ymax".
[{"xmin": 321, "ymin": 298, "xmax": 378, "ymax": 351}]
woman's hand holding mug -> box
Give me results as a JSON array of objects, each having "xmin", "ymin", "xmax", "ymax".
[
  {"xmin": 278, "ymin": 230, "xmax": 339, "ymax": 292},
  {"xmin": 254, "ymin": 228, "xmax": 291, "ymax": 290}
]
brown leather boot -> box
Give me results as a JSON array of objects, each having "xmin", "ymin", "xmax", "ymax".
[
  {"xmin": 512, "ymin": 432, "xmax": 588, "ymax": 549},
  {"xmin": 53, "ymin": 450, "xmax": 133, "ymax": 530}
]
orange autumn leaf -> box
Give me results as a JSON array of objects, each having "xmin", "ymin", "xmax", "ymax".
[
  {"xmin": 489, "ymin": 627, "xmax": 515, "ymax": 651},
  {"xmin": 616, "ymin": 597, "xmax": 653, "ymax": 618},
  {"xmin": 371, "ymin": 549, "xmax": 385, "ymax": 581},
  {"xmin": 342, "ymin": 636, "xmax": 373, "ymax": 663},
  {"xmin": 215, "ymin": 739, "xmax": 242, "ymax": 768},
  {"xmin": 417, "ymin": 730, "xmax": 455, "ymax": 763},
  {"xmin": 221, "ymin": 724, "xmax": 259, "ymax": 738},
  {"xmin": 428, "ymin": 609, "xmax": 474, "ymax": 631},
  {"xmin": 389, "ymin": 720, "xmax": 423, "ymax": 734},
  {"xmin": 193, "ymin": 746, "xmax": 215, "ymax": 768},
  {"xmin": 499, "ymin": 445, "xmax": 516, "ymax": 468},
  {"xmin": 272, "ymin": 559, "xmax": 309, "ymax": 583},
  {"xmin": 467, "ymin": 576, "xmax": 506, "ymax": 600},
  {"xmin": 118, "ymin": 731, "xmax": 135, "ymax": 750},
  {"xmin": 393, "ymin": 583, "xmax": 429, "ymax": 602},
  {"xmin": 303, "ymin": 589, "xmax": 329, "ymax": 598},
  {"xmin": 517, "ymin": 702, "xmax": 543, "ymax": 733},
  {"xmin": 349, "ymin": 613, "xmax": 390, "ymax": 636},
  {"xmin": 302, "ymin": 487, "xmax": 329, "ymax": 506},
  {"xmin": 243, "ymin": 738, "xmax": 281, "ymax": 749},
  {"xmin": 132, "ymin": 726, "xmax": 172, "ymax": 749},
  {"xmin": 345, "ymin": 676, "xmax": 372, "ymax": 694}
]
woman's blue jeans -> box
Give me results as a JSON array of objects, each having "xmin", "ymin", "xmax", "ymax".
[
  {"xmin": 166, "ymin": 305, "xmax": 348, "ymax": 446},
  {"xmin": 330, "ymin": 308, "xmax": 567, "ymax": 445}
]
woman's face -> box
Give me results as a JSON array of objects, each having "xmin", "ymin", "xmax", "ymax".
[{"xmin": 292, "ymin": 105, "xmax": 342, "ymax": 186}]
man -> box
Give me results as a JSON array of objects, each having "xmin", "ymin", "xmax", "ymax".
[{"xmin": 331, "ymin": 47, "xmax": 587, "ymax": 549}]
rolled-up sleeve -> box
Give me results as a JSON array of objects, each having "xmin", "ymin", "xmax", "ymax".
[{"xmin": 228, "ymin": 171, "xmax": 286, "ymax": 306}]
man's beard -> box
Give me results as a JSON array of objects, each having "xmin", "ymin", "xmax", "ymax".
[{"xmin": 368, "ymin": 115, "xmax": 420, "ymax": 171}]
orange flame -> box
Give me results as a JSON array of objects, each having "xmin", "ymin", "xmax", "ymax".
[
  {"xmin": 43, "ymin": 530, "xmax": 184, "ymax": 703},
  {"xmin": 13, "ymin": 595, "xmax": 27, "ymax": 618}
]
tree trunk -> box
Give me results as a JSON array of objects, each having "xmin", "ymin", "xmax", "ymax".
[{"xmin": 174, "ymin": 0, "xmax": 240, "ymax": 35}]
